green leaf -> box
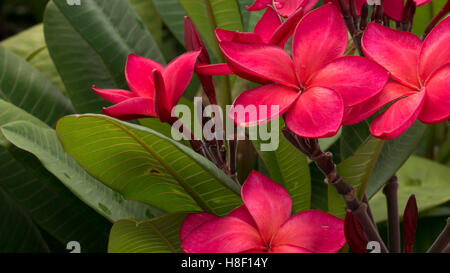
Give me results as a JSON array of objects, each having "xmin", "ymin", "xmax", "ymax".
[
  {"xmin": 328, "ymin": 137, "xmax": 384, "ymax": 218},
  {"xmin": 0, "ymin": 100, "xmax": 111, "ymax": 252},
  {"xmin": 1, "ymin": 121, "xmax": 162, "ymax": 222},
  {"xmin": 179, "ymin": 0, "xmax": 244, "ymax": 60},
  {"xmin": 253, "ymin": 120, "xmax": 311, "ymax": 213},
  {"xmin": 130, "ymin": 0, "xmax": 164, "ymax": 47},
  {"xmin": 108, "ymin": 212, "xmax": 187, "ymax": 253},
  {"xmin": 367, "ymin": 121, "xmax": 426, "ymax": 197},
  {"xmin": 0, "ymin": 45, "xmax": 74, "ymax": 126},
  {"xmin": 370, "ymin": 156, "xmax": 450, "ymax": 222},
  {"xmin": 1, "ymin": 24, "xmax": 67, "ymax": 96},
  {"xmin": 412, "ymin": 0, "xmax": 447, "ymax": 36},
  {"xmin": 44, "ymin": 0, "xmax": 165, "ymax": 113},
  {"xmin": 56, "ymin": 114, "xmax": 241, "ymax": 216},
  {"xmin": 0, "ymin": 187, "xmax": 49, "ymax": 253},
  {"xmin": 152, "ymin": 0, "xmax": 187, "ymax": 45},
  {"xmin": 238, "ymin": 0, "xmax": 255, "ymax": 31}
]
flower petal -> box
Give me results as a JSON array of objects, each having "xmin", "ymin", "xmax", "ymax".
[
  {"xmin": 343, "ymin": 81, "xmax": 416, "ymax": 125},
  {"xmin": 269, "ymin": 244, "xmax": 312, "ymax": 253},
  {"xmin": 254, "ymin": 6, "xmax": 282, "ymax": 43},
  {"xmin": 383, "ymin": 0, "xmax": 404, "ymax": 21},
  {"xmin": 163, "ymin": 51, "xmax": 200, "ymax": 108},
  {"xmin": 125, "ymin": 54, "xmax": 164, "ymax": 98},
  {"xmin": 241, "ymin": 171, "xmax": 292, "ymax": 245},
  {"xmin": 220, "ymin": 41, "xmax": 298, "ymax": 88},
  {"xmin": 92, "ymin": 86, "xmax": 134, "ymax": 104},
  {"xmin": 196, "ymin": 63, "xmax": 234, "ymax": 76},
  {"xmin": 292, "ymin": 4, "xmax": 347, "ymax": 85},
  {"xmin": 230, "ymin": 84, "xmax": 300, "ymax": 127},
  {"xmin": 362, "ymin": 23, "xmax": 421, "ymax": 89},
  {"xmin": 275, "ymin": 0, "xmax": 318, "ymax": 18},
  {"xmin": 153, "ymin": 69, "xmax": 171, "ymax": 122},
  {"xmin": 181, "ymin": 217, "xmax": 263, "ymax": 253},
  {"xmin": 246, "ymin": 0, "xmax": 272, "ymax": 11},
  {"xmin": 419, "ymin": 64, "xmax": 450, "ymax": 124},
  {"xmin": 180, "ymin": 213, "xmax": 219, "ymax": 242},
  {"xmin": 227, "ymin": 205, "xmax": 257, "ymax": 229},
  {"xmin": 419, "ymin": 16, "xmax": 450, "ymax": 83},
  {"xmin": 370, "ymin": 91, "xmax": 425, "ymax": 139},
  {"xmin": 414, "ymin": 0, "xmax": 433, "ymax": 5},
  {"xmin": 272, "ymin": 210, "xmax": 345, "ymax": 253},
  {"xmin": 232, "ymin": 32, "xmax": 265, "ymax": 44},
  {"xmin": 269, "ymin": 7, "xmax": 304, "ymax": 48},
  {"xmin": 215, "ymin": 28, "xmax": 236, "ymax": 43},
  {"xmin": 102, "ymin": 97, "xmax": 157, "ymax": 120},
  {"xmin": 308, "ymin": 56, "xmax": 389, "ymax": 107},
  {"xmin": 285, "ymin": 87, "xmax": 344, "ymax": 138}
]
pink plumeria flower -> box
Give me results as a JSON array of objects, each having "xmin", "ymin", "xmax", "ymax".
[
  {"xmin": 93, "ymin": 51, "xmax": 200, "ymax": 122},
  {"xmin": 344, "ymin": 18, "xmax": 450, "ymax": 139},
  {"xmin": 247, "ymin": 0, "xmax": 318, "ymax": 18},
  {"xmin": 325, "ymin": 0, "xmax": 433, "ymax": 22},
  {"xmin": 222, "ymin": 4, "xmax": 388, "ymax": 138},
  {"xmin": 180, "ymin": 171, "xmax": 345, "ymax": 253}
]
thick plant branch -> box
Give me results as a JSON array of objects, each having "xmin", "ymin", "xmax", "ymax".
[
  {"xmin": 337, "ymin": 0, "xmax": 364, "ymax": 56},
  {"xmin": 282, "ymin": 128, "xmax": 388, "ymax": 253},
  {"xmin": 427, "ymin": 218, "xmax": 450, "ymax": 253},
  {"xmin": 383, "ymin": 176, "xmax": 401, "ymax": 253}
]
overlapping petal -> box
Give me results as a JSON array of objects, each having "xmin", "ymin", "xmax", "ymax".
[
  {"xmin": 246, "ymin": 0, "xmax": 272, "ymax": 11},
  {"xmin": 180, "ymin": 213, "xmax": 219, "ymax": 241},
  {"xmin": 92, "ymin": 86, "xmax": 134, "ymax": 104},
  {"xmin": 231, "ymin": 84, "xmax": 300, "ymax": 127},
  {"xmin": 269, "ymin": 7, "xmax": 305, "ymax": 47},
  {"xmin": 125, "ymin": 54, "xmax": 164, "ymax": 98},
  {"xmin": 254, "ymin": 7, "xmax": 283, "ymax": 43},
  {"xmin": 419, "ymin": 64, "xmax": 450, "ymax": 124},
  {"xmin": 419, "ymin": 16, "xmax": 450, "ymax": 83},
  {"xmin": 227, "ymin": 205, "xmax": 258, "ymax": 229},
  {"xmin": 370, "ymin": 91, "xmax": 425, "ymax": 139},
  {"xmin": 383, "ymin": 0, "xmax": 404, "ymax": 21},
  {"xmin": 362, "ymin": 23, "xmax": 422, "ymax": 89},
  {"xmin": 102, "ymin": 97, "xmax": 157, "ymax": 120},
  {"xmin": 220, "ymin": 41, "xmax": 298, "ymax": 88},
  {"xmin": 292, "ymin": 4, "xmax": 347, "ymax": 85},
  {"xmin": 241, "ymin": 171, "xmax": 292, "ymax": 244},
  {"xmin": 307, "ymin": 56, "xmax": 389, "ymax": 107},
  {"xmin": 285, "ymin": 87, "xmax": 344, "ymax": 138},
  {"xmin": 272, "ymin": 210, "xmax": 345, "ymax": 253},
  {"xmin": 181, "ymin": 217, "xmax": 263, "ymax": 253}
]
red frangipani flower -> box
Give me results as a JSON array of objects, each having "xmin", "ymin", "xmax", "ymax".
[
  {"xmin": 180, "ymin": 171, "xmax": 345, "ymax": 253},
  {"xmin": 224, "ymin": 4, "xmax": 388, "ymax": 138},
  {"xmin": 93, "ymin": 51, "xmax": 200, "ymax": 122},
  {"xmin": 345, "ymin": 18, "xmax": 450, "ymax": 139},
  {"xmin": 247, "ymin": 0, "xmax": 318, "ymax": 18}
]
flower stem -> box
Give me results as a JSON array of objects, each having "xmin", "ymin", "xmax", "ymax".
[
  {"xmin": 421, "ymin": 0, "xmax": 450, "ymax": 40},
  {"xmin": 228, "ymin": 136, "xmax": 239, "ymax": 185},
  {"xmin": 427, "ymin": 218, "xmax": 450, "ymax": 253},
  {"xmin": 282, "ymin": 128, "xmax": 388, "ymax": 253},
  {"xmin": 337, "ymin": 0, "xmax": 364, "ymax": 56},
  {"xmin": 383, "ymin": 176, "xmax": 401, "ymax": 253}
]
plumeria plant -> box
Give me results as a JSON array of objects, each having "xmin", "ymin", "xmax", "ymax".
[{"xmin": 0, "ymin": 0, "xmax": 448, "ymax": 254}]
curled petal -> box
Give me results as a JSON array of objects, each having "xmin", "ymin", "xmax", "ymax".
[
  {"xmin": 383, "ymin": 0, "xmax": 404, "ymax": 21},
  {"xmin": 343, "ymin": 81, "xmax": 416, "ymax": 125},
  {"xmin": 285, "ymin": 87, "xmax": 344, "ymax": 138},
  {"xmin": 153, "ymin": 69, "xmax": 171, "ymax": 122},
  {"xmin": 419, "ymin": 64, "xmax": 450, "ymax": 124},
  {"xmin": 125, "ymin": 54, "xmax": 164, "ymax": 98},
  {"xmin": 419, "ymin": 16, "xmax": 450, "ymax": 83},
  {"xmin": 241, "ymin": 171, "xmax": 292, "ymax": 245},
  {"xmin": 163, "ymin": 51, "xmax": 200, "ymax": 108},
  {"xmin": 362, "ymin": 23, "xmax": 422, "ymax": 89},
  {"xmin": 272, "ymin": 210, "xmax": 346, "ymax": 253},
  {"xmin": 230, "ymin": 84, "xmax": 300, "ymax": 127},
  {"xmin": 181, "ymin": 217, "xmax": 263, "ymax": 253},
  {"xmin": 246, "ymin": 0, "xmax": 272, "ymax": 11},
  {"xmin": 184, "ymin": 16, "xmax": 210, "ymax": 64},
  {"xmin": 308, "ymin": 56, "xmax": 389, "ymax": 107},
  {"xmin": 196, "ymin": 63, "xmax": 234, "ymax": 76},
  {"xmin": 370, "ymin": 91, "xmax": 425, "ymax": 139},
  {"xmin": 293, "ymin": 3, "xmax": 348, "ymax": 85},
  {"xmin": 180, "ymin": 213, "xmax": 219, "ymax": 242},
  {"xmin": 269, "ymin": 7, "xmax": 304, "ymax": 48},
  {"xmin": 403, "ymin": 195, "xmax": 418, "ymax": 253},
  {"xmin": 254, "ymin": 6, "xmax": 283, "ymax": 43},
  {"xmin": 102, "ymin": 97, "xmax": 157, "ymax": 120},
  {"xmin": 344, "ymin": 211, "xmax": 367, "ymax": 253},
  {"xmin": 92, "ymin": 86, "xmax": 134, "ymax": 104},
  {"xmin": 220, "ymin": 41, "xmax": 298, "ymax": 88},
  {"xmin": 215, "ymin": 28, "xmax": 237, "ymax": 43}
]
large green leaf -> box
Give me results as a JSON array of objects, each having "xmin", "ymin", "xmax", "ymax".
[
  {"xmin": 108, "ymin": 213, "xmax": 187, "ymax": 253},
  {"xmin": 328, "ymin": 137, "xmax": 384, "ymax": 218},
  {"xmin": 0, "ymin": 187, "xmax": 49, "ymax": 253},
  {"xmin": 44, "ymin": 0, "xmax": 165, "ymax": 113},
  {"xmin": 179, "ymin": 0, "xmax": 244, "ymax": 60},
  {"xmin": 1, "ymin": 24, "xmax": 66, "ymax": 95},
  {"xmin": 253, "ymin": 121, "xmax": 311, "ymax": 213},
  {"xmin": 152, "ymin": 0, "xmax": 187, "ymax": 45},
  {"xmin": 0, "ymin": 100, "xmax": 111, "ymax": 252},
  {"xmin": 0, "ymin": 45, "xmax": 74, "ymax": 126},
  {"xmin": 57, "ymin": 114, "xmax": 241, "ymax": 215},
  {"xmin": 130, "ymin": 0, "xmax": 163, "ymax": 48},
  {"xmin": 370, "ymin": 156, "xmax": 450, "ymax": 222},
  {"xmin": 412, "ymin": 0, "xmax": 447, "ymax": 36},
  {"xmin": 1, "ymin": 121, "xmax": 162, "ymax": 223}
]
